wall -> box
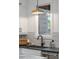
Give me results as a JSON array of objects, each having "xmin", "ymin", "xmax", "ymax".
[
  {"xmin": 19, "ymin": 0, "xmax": 52, "ymax": 33},
  {"xmin": 19, "ymin": 0, "xmax": 28, "ymax": 32},
  {"xmin": 51, "ymin": 0, "xmax": 59, "ymax": 48},
  {"xmin": 27, "ymin": 15, "xmax": 38, "ymax": 33},
  {"xmin": 32, "ymin": 0, "xmax": 59, "ymax": 48},
  {"xmin": 19, "ymin": 17, "xmax": 28, "ymax": 32},
  {"xmin": 19, "ymin": 0, "xmax": 59, "ymax": 48},
  {"xmin": 19, "ymin": 0, "xmax": 38, "ymax": 33}
]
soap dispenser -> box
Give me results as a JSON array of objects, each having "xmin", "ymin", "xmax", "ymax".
[{"xmin": 50, "ymin": 40, "xmax": 55, "ymax": 48}]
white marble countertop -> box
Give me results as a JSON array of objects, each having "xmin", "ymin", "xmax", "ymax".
[{"xmin": 19, "ymin": 48, "xmax": 47, "ymax": 59}]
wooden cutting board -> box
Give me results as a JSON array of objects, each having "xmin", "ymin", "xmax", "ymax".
[{"xmin": 19, "ymin": 37, "xmax": 30, "ymax": 46}]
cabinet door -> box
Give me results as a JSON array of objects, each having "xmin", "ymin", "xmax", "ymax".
[
  {"xmin": 49, "ymin": 55, "xmax": 58, "ymax": 59},
  {"xmin": 38, "ymin": 14, "xmax": 48, "ymax": 34}
]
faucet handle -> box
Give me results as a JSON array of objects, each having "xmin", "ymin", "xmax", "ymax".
[
  {"xmin": 37, "ymin": 36, "xmax": 39, "ymax": 40},
  {"xmin": 42, "ymin": 42, "xmax": 45, "ymax": 46}
]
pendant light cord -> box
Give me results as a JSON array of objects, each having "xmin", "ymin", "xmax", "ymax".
[{"xmin": 37, "ymin": 0, "xmax": 38, "ymax": 10}]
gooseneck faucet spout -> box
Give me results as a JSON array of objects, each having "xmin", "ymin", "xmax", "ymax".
[{"xmin": 37, "ymin": 35, "xmax": 44, "ymax": 47}]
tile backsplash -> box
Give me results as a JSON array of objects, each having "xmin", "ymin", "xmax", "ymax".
[{"xmin": 27, "ymin": 32, "xmax": 59, "ymax": 48}]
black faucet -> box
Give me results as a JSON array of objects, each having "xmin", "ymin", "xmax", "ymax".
[{"xmin": 37, "ymin": 35, "xmax": 44, "ymax": 47}]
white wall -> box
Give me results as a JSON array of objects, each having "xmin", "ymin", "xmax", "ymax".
[
  {"xmin": 19, "ymin": 0, "xmax": 52, "ymax": 33},
  {"xmin": 27, "ymin": 15, "xmax": 38, "ymax": 33},
  {"xmin": 19, "ymin": 0, "xmax": 59, "ymax": 48},
  {"xmin": 26, "ymin": 0, "xmax": 39, "ymax": 33},
  {"xmin": 38, "ymin": 0, "xmax": 50, "ymax": 5},
  {"xmin": 51, "ymin": 0, "xmax": 59, "ymax": 48},
  {"xmin": 19, "ymin": 0, "xmax": 38, "ymax": 33},
  {"xmin": 19, "ymin": 0, "xmax": 29, "ymax": 32},
  {"xmin": 19, "ymin": 17, "xmax": 28, "ymax": 32}
]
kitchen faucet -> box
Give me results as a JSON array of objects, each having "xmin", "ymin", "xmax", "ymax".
[{"xmin": 37, "ymin": 35, "xmax": 44, "ymax": 47}]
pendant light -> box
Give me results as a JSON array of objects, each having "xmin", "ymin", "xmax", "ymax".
[{"xmin": 32, "ymin": 0, "xmax": 44, "ymax": 14}]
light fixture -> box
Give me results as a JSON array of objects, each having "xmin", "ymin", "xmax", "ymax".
[{"xmin": 32, "ymin": 0, "xmax": 44, "ymax": 14}]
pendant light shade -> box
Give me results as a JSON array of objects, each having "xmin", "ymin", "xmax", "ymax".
[
  {"xmin": 32, "ymin": 8, "xmax": 44, "ymax": 14},
  {"xmin": 32, "ymin": 0, "xmax": 44, "ymax": 14}
]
